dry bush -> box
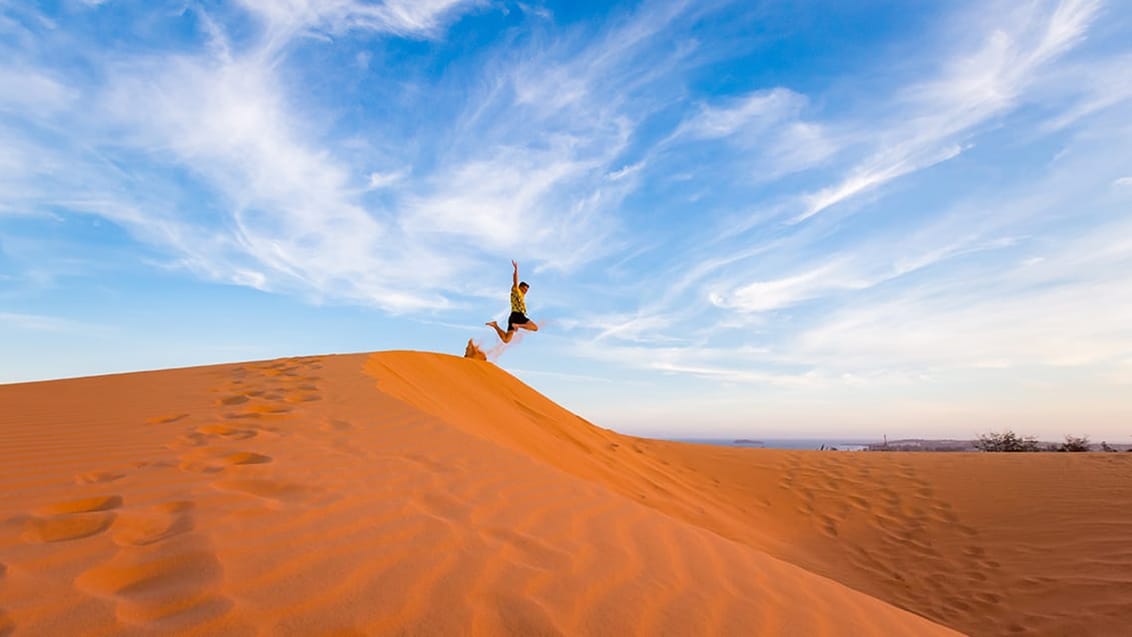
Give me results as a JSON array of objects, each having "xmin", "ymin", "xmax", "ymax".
[{"xmin": 975, "ymin": 431, "xmax": 1041, "ymax": 452}]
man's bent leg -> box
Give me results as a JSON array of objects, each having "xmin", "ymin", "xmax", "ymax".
[
  {"xmin": 516, "ymin": 321, "xmax": 539, "ymax": 332},
  {"xmin": 486, "ymin": 320, "xmax": 513, "ymax": 343}
]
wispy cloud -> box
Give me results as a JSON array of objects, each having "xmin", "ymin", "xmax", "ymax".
[
  {"xmin": 237, "ymin": 0, "xmax": 481, "ymax": 48},
  {"xmin": 795, "ymin": 0, "xmax": 1102, "ymax": 222},
  {"xmin": 0, "ymin": 67, "xmax": 74, "ymax": 113},
  {"xmin": 793, "ymin": 224, "xmax": 1132, "ymax": 371},
  {"xmin": 709, "ymin": 258, "xmax": 870, "ymax": 313},
  {"xmin": 367, "ymin": 170, "xmax": 407, "ymax": 189},
  {"xmin": 0, "ymin": 0, "xmax": 715, "ymax": 311},
  {"xmin": 674, "ymin": 88, "xmax": 837, "ymax": 177},
  {"xmin": 0, "ymin": 312, "xmax": 104, "ymax": 332},
  {"xmin": 679, "ymin": 89, "xmax": 806, "ymax": 139},
  {"xmin": 1041, "ymin": 53, "xmax": 1132, "ymax": 130}
]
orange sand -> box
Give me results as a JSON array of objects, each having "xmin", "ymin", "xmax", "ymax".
[{"xmin": 1, "ymin": 352, "xmax": 1128, "ymax": 636}]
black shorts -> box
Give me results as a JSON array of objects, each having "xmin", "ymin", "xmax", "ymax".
[{"xmin": 507, "ymin": 311, "xmax": 530, "ymax": 332}]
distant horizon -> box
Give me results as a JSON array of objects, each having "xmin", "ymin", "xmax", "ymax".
[
  {"xmin": 2, "ymin": 1, "xmax": 1130, "ymax": 440},
  {"xmin": 5, "ymin": 345, "xmax": 1129, "ymax": 446},
  {"xmin": 664, "ymin": 436, "xmax": 1132, "ymax": 446}
]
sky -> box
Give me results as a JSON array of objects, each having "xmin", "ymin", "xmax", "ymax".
[{"xmin": 2, "ymin": 0, "xmax": 1131, "ymax": 442}]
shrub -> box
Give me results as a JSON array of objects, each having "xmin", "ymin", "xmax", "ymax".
[
  {"xmin": 975, "ymin": 431, "xmax": 1041, "ymax": 452},
  {"xmin": 1059, "ymin": 435, "xmax": 1090, "ymax": 452}
]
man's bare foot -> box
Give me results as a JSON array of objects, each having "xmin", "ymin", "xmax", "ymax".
[{"xmin": 486, "ymin": 319, "xmax": 512, "ymax": 343}]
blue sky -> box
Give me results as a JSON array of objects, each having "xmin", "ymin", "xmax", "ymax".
[{"xmin": 2, "ymin": 0, "xmax": 1131, "ymax": 441}]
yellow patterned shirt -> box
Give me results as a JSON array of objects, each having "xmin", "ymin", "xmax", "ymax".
[{"xmin": 510, "ymin": 285, "xmax": 527, "ymax": 314}]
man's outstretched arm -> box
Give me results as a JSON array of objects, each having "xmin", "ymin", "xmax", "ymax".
[{"xmin": 512, "ymin": 259, "xmax": 519, "ymax": 288}]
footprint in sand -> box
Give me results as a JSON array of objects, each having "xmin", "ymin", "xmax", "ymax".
[
  {"xmin": 165, "ymin": 431, "xmax": 208, "ymax": 450},
  {"xmin": 111, "ymin": 501, "xmax": 195, "ymax": 547},
  {"xmin": 484, "ymin": 527, "xmax": 574, "ymax": 572},
  {"xmin": 75, "ymin": 470, "xmax": 125, "ymax": 485},
  {"xmin": 283, "ymin": 392, "xmax": 321, "ymax": 403},
  {"xmin": 195, "ymin": 424, "xmax": 258, "ymax": 440},
  {"xmin": 974, "ymin": 591, "xmax": 1002, "ymax": 605},
  {"xmin": 819, "ymin": 514, "xmax": 840, "ymax": 538},
  {"xmin": 146, "ymin": 413, "xmax": 189, "ymax": 425},
  {"xmin": 210, "ymin": 478, "xmax": 309, "ymax": 506},
  {"xmin": 320, "ymin": 419, "xmax": 353, "ymax": 432},
  {"xmin": 37, "ymin": 495, "xmax": 123, "ymax": 515},
  {"xmin": 21, "ymin": 495, "xmax": 123, "ymax": 543},
  {"xmin": 224, "ymin": 404, "xmax": 293, "ymax": 420},
  {"xmin": 76, "ymin": 532, "xmax": 231, "ymax": 625},
  {"xmin": 216, "ymin": 394, "xmax": 250, "ymax": 406},
  {"xmin": 930, "ymin": 503, "xmax": 960, "ymax": 523},
  {"xmin": 178, "ymin": 450, "xmax": 272, "ymax": 474}
]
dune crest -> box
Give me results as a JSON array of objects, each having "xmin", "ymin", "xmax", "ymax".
[{"xmin": 2, "ymin": 351, "xmax": 1128, "ymax": 635}]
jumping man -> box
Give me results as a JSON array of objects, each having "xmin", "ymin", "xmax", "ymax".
[{"xmin": 487, "ymin": 259, "xmax": 538, "ymax": 343}]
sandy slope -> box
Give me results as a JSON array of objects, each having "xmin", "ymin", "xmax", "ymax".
[{"xmin": 0, "ymin": 352, "xmax": 1124, "ymax": 635}]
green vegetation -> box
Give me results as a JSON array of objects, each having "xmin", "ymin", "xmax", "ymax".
[
  {"xmin": 1058, "ymin": 435, "xmax": 1090, "ymax": 452},
  {"xmin": 974, "ymin": 431, "xmax": 1124, "ymax": 452},
  {"xmin": 974, "ymin": 431, "xmax": 1041, "ymax": 452}
]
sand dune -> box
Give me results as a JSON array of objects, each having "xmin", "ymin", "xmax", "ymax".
[{"xmin": 1, "ymin": 352, "xmax": 1128, "ymax": 635}]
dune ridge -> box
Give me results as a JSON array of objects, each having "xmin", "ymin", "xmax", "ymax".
[
  {"xmin": 1, "ymin": 351, "xmax": 1128, "ymax": 635},
  {"xmin": 368, "ymin": 352, "xmax": 1132, "ymax": 636}
]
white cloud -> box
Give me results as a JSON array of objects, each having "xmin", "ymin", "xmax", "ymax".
[
  {"xmin": 0, "ymin": 67, "xmax": 74, "ymax": 113},
  {"xmin": 95, "ymin": 55, "xmax": 416, "ymax": 299},
  {"xmin": 516, "ymin": 3, "xmax": 553, "ymax": 21},
  {"xmin": 796, "ymin": 144, "xmax": 965, "ymax": 223},
  {"xmin": 709, "ymin": 259, "xmax": 869, "ymax": 313},
  {"xmin": 574, "ymin": 210, "xmax": 1132, "ymax": 397},
  {"xmin": 0, "ymin": 0, "xmax": 701, "ymax": 310},
  {"xmin": 707, "ymin": 211, "xmax": 1025, "ymax": 316},
  {"xmin": 674, "ymin": 88, "xmax": 837, "ymax": 178},
  {"xmin": 367, "ymin": 169, "xmax": 406, "ymax": 189},
  {"xmin": 606, "ymin": 161, "xmax": 644, "ymax": 181},
  {"xmin": 1041, "ymin": 53, "xmax": 1132, "ymax": 131},
  {"xmin": 0, "ymin": 1, "xmax": 498, "ymax": 312},
  {"xmin": 592, "ymin": 312, "xmax": 678, "ymax": 343},
  {"xmin": 0, "ymin": 0, "xmax": 703, "ymax": 322},
  {"xmin": 236, "ymin": 0, "xmax": 480, "ymax": 46},
  {"xmin": 680, "ymin": 89, "xmax": 806, "ymax": 139},
  {"xmin": 396, "ymin": 1, "xmax": 703, "ymax": 274},
  {"xmin": 1115, "ymin": 176, "xmax": 1132, "ymax": 187},
  {"xmin": 795, "ymin": 210, "xmax": 1132, "ymax": 369},
  {"xmin": 796, "ymin": 274, "xmax": 1131, "ymax": 371},
  {"xmin": 651, "ymin": 361, "xmax": 820, "ymax": 387},
  {"xmin": 0, "ymin": 312, "xmax": 101, "ymax": 332},
  {"xmin": 403, "ymin": 151, "xmax": 594, "ymax": 252},
  {"xmin": 796, "ymin": 0, "xmax": 1101, "ymax": 221}
]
